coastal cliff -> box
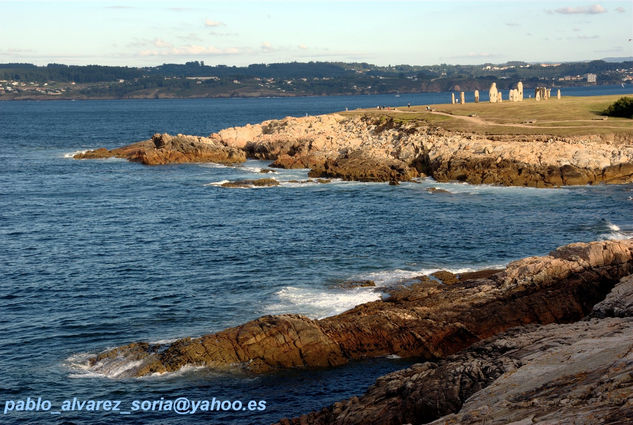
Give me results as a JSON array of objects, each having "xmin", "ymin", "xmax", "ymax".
[
  {"xmin": 211, "ymin": 113, "xmax": 633, "ymax": 186},
  {"xmin": 82, "ymin": 239, "xmax": 633, "ymax": 378},
  {"xmin": 76, "ymin": 109, "xmax": 633, "ymax": 187}
]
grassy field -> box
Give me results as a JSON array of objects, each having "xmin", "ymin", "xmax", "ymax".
[{"xmin": 342, "ymin": 94, "xmax": 633, "ymax": 137}]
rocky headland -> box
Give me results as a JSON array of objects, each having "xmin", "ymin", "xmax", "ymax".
[
  {"xmin": 84, "ymin": 240, "xmax": 633, "ymax": 379},
  {"xmin": 77, "ymin": 112, "xmax": 633, "ymax": 187}
]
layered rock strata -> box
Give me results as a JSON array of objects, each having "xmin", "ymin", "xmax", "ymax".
[
  {"xmin": 84, "ymin": 239, "xmax": 633, "ymax": 378},
  {"xmin": 74, "ymin": 133, "xmax": 246, "ymax": 165},
  {"xmin": 276, "ymin": 274, "xmax": 633, "ymax": 425}
]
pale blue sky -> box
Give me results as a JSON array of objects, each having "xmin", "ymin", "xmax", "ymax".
[{"xmin": 1, "ymin": 0, "xmax": 631, "ymax": 66}]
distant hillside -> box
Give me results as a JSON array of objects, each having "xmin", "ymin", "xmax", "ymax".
[{"xmin": 1, "ymin": 60, "xmax": 631, "ymax": 100}]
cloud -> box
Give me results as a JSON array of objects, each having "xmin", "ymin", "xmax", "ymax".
[
  {"xmin": 261, "ymin": 42, "xmax": 274, "ymax": 52},
  {"xmin": 139, "ymin": 45, "xmax": 240, "ymax": 56},
  {"xmin": 615, "ymin": 7, "xmax": 625, "ymax": 13},
  {"xmin": 549, "ymin": 4, "xmax": 607, "ymax": 15},
  {"xmin": 105, "ymin": 5, "xmax": 134, "ymax": 9},
  {"xmin": 178, "ymin": 33, "xmax": 203, "ymax": 42},
  {"xmin": 204, "ymin": 19, "xmax": 224, "ymax": 27},
  {"xmin": 575, "ymin": 35, "xmax": 599, "ymax": 39},
  {"xmin": 298, "ymin": 44, "xmax": 308, "ymax": 50},
  {"xmin": 505, "ymin": 22, "xmax": 520, "ymax": 27},
  {"xmin": 153, "ymin": 38, "xmax": 173, "ymax": 48}
]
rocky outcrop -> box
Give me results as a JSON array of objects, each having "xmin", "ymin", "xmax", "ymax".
[
  {"xmin": 74, "ymin": 133, "xmax": 246, "ymax": 166},
  {"xmin": 220, "ymin": 178, "xmax": 279, "ymax": 188},
  {"xmin": 76, "ymin": 112, "xmax": 633, "ymax": 186},
  {"xmin": 210, "ymin": 113, "xmax": 633, "ymax": 186},
  {"xmin": 277, "ymin": 277, "xmax": 633, "ymax": 425},
  {"xmin": 82, "ymin": 239, "xmax": 633, "ymax": 378}
]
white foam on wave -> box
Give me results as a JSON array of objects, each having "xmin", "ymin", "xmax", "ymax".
[
  {"xmin": 65, "ymin": 351, "xmax": 146, "ymax": 379},
  {"xmin": 414, "ymin": 178, "xmax": 561, "ymax": 195},
  {"xmin": 204, "ymin": 180, "xmax": 231, "ymax": 187},
  {"xmin": 197, "ymin": 163, "xmax": 229, "ymax": 169},
  {"xmin": 349, "ymin": 266, "xmax": 491, "ymax": 287},
  {"xmin": 608, "ymin": 223, "xmax": 621, "ymax": 232},
  {"xmin": 63, "ymin": 150, "xmax": 87, "ymax": 158},
  {"xmin": 599, "ymin": 220, "xmax": 632, "ymax": 241},
  {"xmin": 265, "ymin": 264, "xmax": 506, "ymax": 319},
  {"xmin": 265, "ymin": 286, "xmax": 382, "ymax": 319},
  {"xmin": 146, "ymin": 364, "xmax": 208, "ymax": 379}
]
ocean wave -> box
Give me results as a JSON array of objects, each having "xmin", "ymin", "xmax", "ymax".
[
  {"xmin": 62, "ymin": 150, "xmax": 87, "ymax": 158},
  {"xmin": 414, "ymin": 178, "xmax": 563, "ymax": 195},
  {"xmin": 65, "ymin": 352, "xmax": 145, "ymax": 379},
  {"xmin": 265, "ymin": 286, "xmax": 382, "ymax": 319},
  {"xmin": 204, "ymin": 180, "xmax": 231, "ymax": 187},
  {"xmin": 266, "ymin": 264, "xmax": 505, "ymax": 319},
  {"xmin": 592, "ymin": 220, "xmax": 633, "ymax": 241}
]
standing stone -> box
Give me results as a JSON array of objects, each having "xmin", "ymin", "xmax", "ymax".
[
  {"xmin": 489, "ymin": 83, "xmax": 498, "ymax": 103},
  {"xmin": 474, "ymin": 90, "xmax": 480, "ymax": 103},
  {"xmin": 546, "ymin": 88, "xmax": 551, "ymax": 100},
  {"xmin": 451, "ymin": 93, "xmax": 456, "ymax": 104},
  {"xmin": 517, "ymin": 82, "xmax": 524, "ymax": 101},
  {"xmin": 460, "ymin": 92, "xmax": 465, "ymax": 104},
  {"xmin": 498, "ymin": 91, "xmax": 502, "ymax": 103},
  {"xmin": 557, "ymin": 89, "xmax": 561, "ymax": 100},
  {"xmin": 535, "ymin": 87, "xmax": 547, "ymax": 101}
]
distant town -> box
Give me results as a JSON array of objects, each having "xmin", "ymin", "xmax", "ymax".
[{"xmin": 1, "ymin": 60, "xmax": 631, "ymax": 100}]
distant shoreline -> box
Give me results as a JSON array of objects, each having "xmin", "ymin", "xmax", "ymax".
[{"xmin": 1, "ymin": 84, "xmax": 630, "ymax": 102}]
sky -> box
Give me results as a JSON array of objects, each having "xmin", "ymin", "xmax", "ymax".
[{"xmin": 1, "ymin": 0, "xmax": 631, "ymax": 67}]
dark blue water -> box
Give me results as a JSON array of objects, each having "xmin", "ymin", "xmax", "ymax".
[{"xmin": 1, "ymin": 90, "xmax": 632, "ymax": 424}]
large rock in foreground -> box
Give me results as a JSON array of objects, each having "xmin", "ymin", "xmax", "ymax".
[
  {"xmin": 81, "ymin": 239, "xmax": 633, "ymax": 378},
  {"xmin": 278, "ymin": 275, "xmax": 633, "ymax": 425},
  {"xmin": 74, "ymin": 133, "xmax": 246, "ymax": 165}
]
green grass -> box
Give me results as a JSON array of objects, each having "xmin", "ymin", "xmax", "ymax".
[{"xmin": 341, "ymin": 94, "xmax": 633, "ymax": 137}]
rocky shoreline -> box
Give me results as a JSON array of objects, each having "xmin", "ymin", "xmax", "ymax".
[
  {"xmin": 72, "ymin": 111, "xmax": 633, "ymax": 423},
  {"xmin": 76, "ymin": 112, "xmax": 633, "ymax": 187},
  {"xmin": 80, "ymin": 239, "xmax": 633, "ymax": 424}
]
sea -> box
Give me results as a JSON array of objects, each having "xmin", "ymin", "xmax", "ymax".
[{"xmin": 1, "ymin": 86, "xmax": 632, "ymax": 424}]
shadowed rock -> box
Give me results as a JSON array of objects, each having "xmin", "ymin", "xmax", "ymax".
[
  {"xmin": 82, "ymin": 240, "xmax": 633, "ymax": 378},
  {"xmin": 275, "ymin": 273, "xmax": 633, "ymax": 425}
]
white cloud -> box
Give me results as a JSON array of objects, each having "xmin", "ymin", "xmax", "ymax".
[
  {"xmin": 261, "ymin": 41, "xmax": 274, "ymax": 52},
  {"xmin": 615, "ymin": 6, "xmax": 626, "ymax": 13},
  {"xmin": 204, "ymin": 19, "xmax": 224, "ymax": 27},
  {"xmin": 550, "ymin": 4, "xmax": 607, "ymax": 15},
  {"xmin": 298, "ymin": 44, "xmax": 308, "ymax": 50},
  {"xmin": 153, "ymin": 38, "xmax": 173, "ymax": 48}
]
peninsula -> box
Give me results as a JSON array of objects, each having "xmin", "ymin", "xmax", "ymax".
[{"xmin": 76, "ymin": 94, "xmax": 633, "ymax": 187}]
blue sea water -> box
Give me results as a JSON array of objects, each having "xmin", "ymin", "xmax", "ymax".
[{"xmin": 1, "ymin": 88, "xmax": 632, "ymax": 424}]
